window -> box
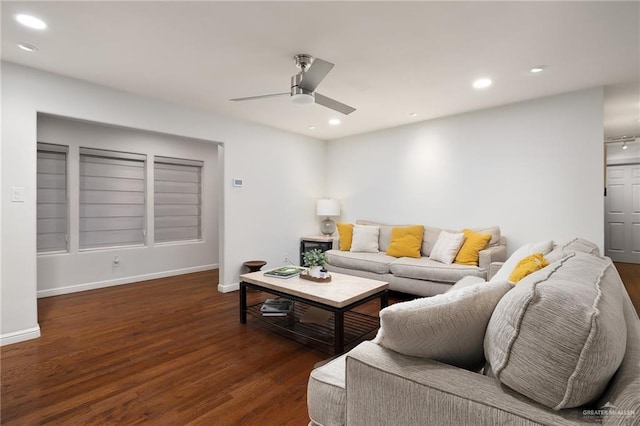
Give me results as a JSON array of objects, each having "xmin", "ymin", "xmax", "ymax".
[
  {"xmin": 79, "ymin": 148, "xmax": 146, "ymax": 249},
  {"xmin": 154, "ymin": 156, "xmax": 203, "ymax": 243},
  {"xmin": 37, "ymin": 143, "xmax": 68, "ymax": 253}
]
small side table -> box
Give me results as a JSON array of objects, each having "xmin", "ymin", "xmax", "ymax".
[
  {"xmin": 243, "ymin": 260, "xmax": 267, "ymax": 273},
  {"xmin": 300, "ymin": 236, "xmax": 335, "ymax": 266},
  {"xmin": 243, "ymin": 260, "xmax": 267, "ymax": 293}
]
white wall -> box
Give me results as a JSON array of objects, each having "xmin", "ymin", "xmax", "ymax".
[
  {"xmin": 327, "ymin": 88, "xmax": 605, "ymax": 254},
  {"xmin": 36, "ymin": 115, "xmax": 220, "ymax": 296},
  {"xmin": 1, "ymin": 62, "xmax": 326, "ymax": 344}
]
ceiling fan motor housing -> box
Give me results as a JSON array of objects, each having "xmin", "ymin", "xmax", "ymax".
[
  {"xmin": 294, "ymin": 54, "xmax": 314, "ymax": 70},
  {"xmin": 291, "ymin": 73, "xmax": 314, "ymax": 105}
]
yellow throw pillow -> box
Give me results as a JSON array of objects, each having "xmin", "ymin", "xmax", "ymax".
[
  {"xmin": 337, "ymin": 223, "xmax": 354, "ymax": 251},
  {"xmin": 509, "ymin": 253, "xmax": 549, "ymax": 283},
  {"xmin": 386, "ymin": 226, "xmax": 425, "ymax": 258},
  {"xmin": 454, "ymin": 229, "xmax": 492, "ymax": 266}
]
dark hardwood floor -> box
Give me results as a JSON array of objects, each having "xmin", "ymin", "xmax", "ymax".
[
  {"xmin": 1, "ymin": 270, "xmax": 336, "ymax": 425},
  {"xmin": 614, "ymin": 262, "xmax": 640, "ymax": 315},
  {"xmin": 2, "ymin": 264, "xmax": 639, "ymax": 425}
]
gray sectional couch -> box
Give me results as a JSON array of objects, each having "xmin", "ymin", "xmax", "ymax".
[
  {"xmin": 307, "ymin": 241, "xmax": 640, "ymax": 426},
  {"xmin": 325, "ymin": 221, "xmax": 507, "ymax": 296}
]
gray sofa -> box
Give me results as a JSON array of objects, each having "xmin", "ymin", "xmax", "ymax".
[
  {"xmin": 308, "ymin": 243, "xmax": 640, "ymax": 425},
  {"xmin": 325, "ymin": 221, "xmax": 507, "ymax": 296}
]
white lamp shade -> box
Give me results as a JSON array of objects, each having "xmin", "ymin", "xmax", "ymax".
[{"xmin": 316, "ymin": 199, "xmax": 340, "ymax": 216}]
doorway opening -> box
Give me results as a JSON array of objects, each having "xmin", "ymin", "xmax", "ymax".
[{"xmin": 605, "ymin": 137, "xmax": 640, "ymax": 263}]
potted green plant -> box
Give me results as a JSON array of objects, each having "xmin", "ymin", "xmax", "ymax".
[{"xmin": 303, "ymin": 249, "xmax": 328, "ymax": 278}]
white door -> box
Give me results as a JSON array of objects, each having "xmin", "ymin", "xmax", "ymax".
[{"xmin": 605, "ymin": 164, "xmax": 640, "ymax": 263}]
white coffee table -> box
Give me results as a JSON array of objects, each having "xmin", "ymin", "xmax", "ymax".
[{"xmin": 239, "ymin": 270, "xmax": 389, "ymax": 354}]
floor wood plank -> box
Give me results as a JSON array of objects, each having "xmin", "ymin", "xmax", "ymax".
[
  {"xmin": 614, "ymin": 262, "xmax": 640, "ymax": 315},
  {"xmin": 2, "ymin": 263, "xmax": 639, "ymax": 424},
  {"xmin": 1, "ymin": 270, "xmax": 333, "ymax": 425}
]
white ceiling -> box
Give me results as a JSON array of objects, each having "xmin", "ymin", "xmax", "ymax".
[{"xmin": 2, "ymin": 1, "xmax": 639, "ymax": 140}]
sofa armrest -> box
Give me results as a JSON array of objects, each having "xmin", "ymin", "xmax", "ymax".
[
  {"xmin": 478, "ymin": 245, "xmax": 507, "ymax": 270},
  {"xmin": 345, "ymin": 341, "xmax": 588, "ymax": 426},
  {"xmin": 332, "ymin": 237, "xmax": 339, "ymax": 250},
  {"xmin": 488, "ymin": 261, "xmax": 505, "ymax": 281}
]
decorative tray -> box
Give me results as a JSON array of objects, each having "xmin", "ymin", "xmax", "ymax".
[{"xmin": 299, "ymin": 272, "xmax": 332, "ymax": 283}]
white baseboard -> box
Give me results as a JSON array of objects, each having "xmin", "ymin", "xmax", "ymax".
[
  {"xmin": 37, "ymin": 264, "xmax": 219, "ymax": 298},
  {"xmin": 218, "ymin": 281, "xmax": 239, "ymax": 293},
  {"xmin": 1, "ymin": 325, "xmax": 41, "ymax": 346}
]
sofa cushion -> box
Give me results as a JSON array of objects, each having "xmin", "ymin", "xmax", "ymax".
[
  {"xmin": 356, "ymin": 222, "xmax": 502, "ymax": 256},
  {"xmin": 472, "ymin": 225, "xmax": 502, "ymax": 247},
  {"xmin": 420, "ymin": 226, "xmax": 441, "ymax": 257},
  {"xmin": 307, "ymin": 354, "xmax": 347, "ymax": 426},
  {"xmin": 336, "ymin": 223, "xmax": 353, "ymax": 251},
  {"xmin": 326, "ymin": 250, "xmax": 396, "ymax": 274},
  {"xmin": 350, "ymin": 224, "xmax": 380, "ymax": 253},
  {"xmin": 454, "ymin": 228, "xmax": 492, "ymax": 266},
  {"xmin": 484, "ymin": 252, "xmax": 627, "ymax": 410},
  {"xmin": 446, "ymin": 275, "xmax": 486, "ymax": 293},
  {"xmin": 386, "ymin": 225, "xmax": 424, "ymax": 258},
  {"xmin": 357, "ymin": 220, "xmax": 406, "ymax": 252},
  {"xmin": 429, "ymin": 231, "xmax": 466, "ymax": 264},
  {"xmin": 545, "ymin": 237, "xmax": 602, "ymax": 264},
  {"xmin": 390, "ymin": 257, "xmax": 485, "ymax": 284},
  {"xmin": 490, "ymin": 240, "xmax": 553, "ymax": 283},
  {"xmin": 373, "ymin": 280, "xmax": 513, "ymax": 370}
]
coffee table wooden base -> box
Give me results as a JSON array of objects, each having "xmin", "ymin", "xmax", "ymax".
[{"xmin": 240, "ymin": 281, "xmax": 388, "ymax": 354}]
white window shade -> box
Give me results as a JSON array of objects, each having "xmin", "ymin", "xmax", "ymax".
[
  {"xmin": 154, "ymin": 156, "xmax": 203, "ymax": 243},
  {"xmin": 79, "ymin": 148, "xmax": 146, "ymax": 249},
  {"xmin": 37, "ymin": 143, "xmax": 68, "ymax": 253}
]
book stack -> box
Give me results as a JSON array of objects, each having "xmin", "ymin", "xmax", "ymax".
[
  {"xmin": 260, "ymin": 298, "xmax": 294, "ymax": 317},
  {"xmin": 264, "ymin": 266, "xmax": 305, "ymax": 279}
]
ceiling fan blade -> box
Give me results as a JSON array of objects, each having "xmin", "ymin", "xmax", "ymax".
[
  {"xmin": 230, "ymin": 92, "xmax": 289, "ymax": 102},
  {"xmin": 299, "ymin": 58, "xmax": 334, "ymax": 92},
  {"xmin": 314, "ymin": 93, "xmax": 356, "ymax": 115}
]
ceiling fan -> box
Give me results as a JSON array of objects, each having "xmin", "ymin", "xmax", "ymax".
[{"xmin": 230, "ymin": 54, "xmax": 356, "ymax": 115}]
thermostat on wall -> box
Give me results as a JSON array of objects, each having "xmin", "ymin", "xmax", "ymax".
[{"xmin": 232, "ymin": 178, "xmax": 244, "ymax": 187}]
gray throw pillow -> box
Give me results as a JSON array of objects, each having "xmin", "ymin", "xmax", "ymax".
[
  {"xmin": 373, "ymin": 280, "xmax": 513, "ymax": 370},
  {"xmin": 484, "ymin": 252, "xmax": 627, "ymax": 410},
  {"xmin": 545, "ymin": 237, "xmax": 602, "ymax": 264}
]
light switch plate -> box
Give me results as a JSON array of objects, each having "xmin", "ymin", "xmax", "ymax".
[
  {"xmin": 232, "ymin": 178, "xmax": 244, "ymax": 187},
  {"xmin": 11, "ymin": 187, "xmax": 25, "ymax": 203}
]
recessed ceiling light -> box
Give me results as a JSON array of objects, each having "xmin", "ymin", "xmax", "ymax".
[
  {"xmin": 472, "ymin": 78, "xmax": 492, "ymax": 89},
  {"xmin": 17, "ymin": 42, "xmax": 38, "ymax": 52},
  {"xmin": 328, "ymin": 118, "xmax": 341, "ymax": 126},
  {"xmin": 530, "ymin": 66, "xmax": 546, "ymax": 73},
  {"xmin": 308, "ymin": 125, "xmax": 316, "ymax": 130},
  {"xmin": 409, "ymin": 112, "xmax": 418, "ymax": 117},
  {"xmin": 15, "ymin": 14, "xmax": 47, "ymax": 30}
]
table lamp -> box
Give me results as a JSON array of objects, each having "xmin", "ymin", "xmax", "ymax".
[{"xmin": 316, "ymin": 199, "xmax": 340, "ymax": 235}]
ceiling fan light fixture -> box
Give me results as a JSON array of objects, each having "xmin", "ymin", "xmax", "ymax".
[{"xmin": 291, "ymin": 92, "xmax": 314, "ymax": 105}]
